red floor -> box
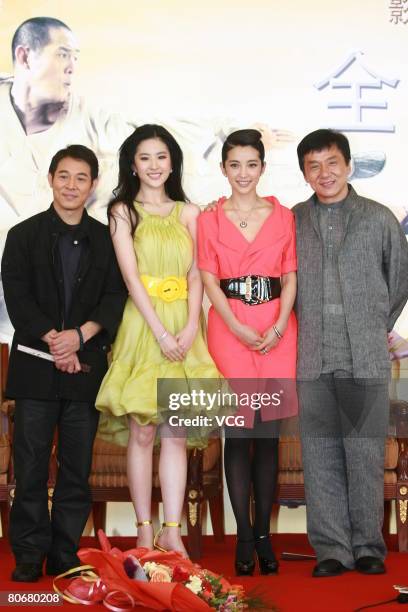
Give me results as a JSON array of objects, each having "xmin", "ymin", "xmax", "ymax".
[{"xmin": 1, "ymin": 534, "xmax": 407, "ymax": 611}]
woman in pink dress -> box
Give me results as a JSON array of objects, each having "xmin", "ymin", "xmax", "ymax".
[{"xmin": 197, "ymin": 129, "xmax": 297, "ymax": 576}]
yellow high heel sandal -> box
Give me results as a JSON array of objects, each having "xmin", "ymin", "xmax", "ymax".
[
  {"xmin": 153, "ymin": 521, "xmax": 181, "ymax": 553},
  {"xmin": 136, "ymin": 520, "xmax": 153, "ymax": 547}
]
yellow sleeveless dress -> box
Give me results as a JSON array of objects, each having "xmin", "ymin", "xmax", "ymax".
[{"xmin": 96, "ymin": 201, "xmax": 220, "ymax": 447}]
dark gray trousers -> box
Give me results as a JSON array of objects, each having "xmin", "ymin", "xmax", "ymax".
[{"xmin": 298, "ymin": 374, "xmax": 389, "ymax": 567}]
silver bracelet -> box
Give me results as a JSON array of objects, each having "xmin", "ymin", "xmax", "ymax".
[
  {"xmin": 273, "ymin": 325, "xmax": 283, "ymax": 339},
  {"xmin": 157, "ymin": 330, "xmax": 168, "ymax": 343}
]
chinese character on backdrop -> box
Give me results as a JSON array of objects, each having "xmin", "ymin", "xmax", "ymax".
[
  {"xmin": 315, "ymin": 50, "xmax": 399, "ymax": 132},
  {"xmin": 389, "ymin": 0, "xmax": 408, "ymax": 25}
]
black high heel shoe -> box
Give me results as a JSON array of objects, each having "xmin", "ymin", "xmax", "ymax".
[
  {"xmin": 235, "ymin": 538, "xmax": 255, "ymax": 576},
  {"xmin": 255, "ymin": 534, "xmax": 279, "ymax": 575}
]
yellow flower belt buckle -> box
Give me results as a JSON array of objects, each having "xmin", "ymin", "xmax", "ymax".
[{"xmin": 157, "ymin": 276, "xmax": 187, "ymax": 302}]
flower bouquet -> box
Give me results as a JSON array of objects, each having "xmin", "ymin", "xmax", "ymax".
[{"xmin": 53, "ymin": 530, "xmax": 272, "ymax": 611}]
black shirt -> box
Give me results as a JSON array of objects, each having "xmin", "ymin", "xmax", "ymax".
[
  {"xmin": 52, "ymin": 208, "xmax": 88, "ymax": 321},
  {"xmin": 58, "ymin": 228, "xmax": 82, "ymax": 318}
]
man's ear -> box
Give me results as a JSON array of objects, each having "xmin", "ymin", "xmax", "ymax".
[
  {"xmin": 47, "ymin": 172, "xmax": 53, "ymax": 188},
  {"xmin": 90, "ymin": 178, "xmax": 98, "ymax": 195},
  {"xmin": 14, "ymin": 45, "xmax": 31, "ymax": 69}
]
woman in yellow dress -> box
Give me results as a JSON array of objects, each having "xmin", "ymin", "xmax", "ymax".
[{"xmin": 96, "ymin": 124, "xmax": 219, "ymax": 557}]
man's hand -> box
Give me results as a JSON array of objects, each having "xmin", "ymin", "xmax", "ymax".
[
  {"xmin": 49, "ymin": 329, "xmax": 80, "ymax": 360},
  {"xmin": 55, "ymin": 353, "xmax": 81, "ymax": 374},
  {"xmin": 41, "ymin": 329, "xmax": 58, "ymax": 345},
  {"xmin": 388, "ymin": 330, "xmax": 408, "ymax": 361},
  {"xmin": 203, "ymin": 200, "xmax": 218, "ymax": 212}
]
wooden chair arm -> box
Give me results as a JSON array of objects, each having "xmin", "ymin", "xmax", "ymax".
[
  {"xmin": 0, "ymin": 400, "xmax": 15, "ymax": 439},
  {"xmin": 1, "ymin": 400, "xmax": 15, "ymax": 417}
]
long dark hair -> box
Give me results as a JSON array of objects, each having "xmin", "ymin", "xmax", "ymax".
[{"xmin": 108, "ymin": 124, "xmax": 188, "ymax": 235}]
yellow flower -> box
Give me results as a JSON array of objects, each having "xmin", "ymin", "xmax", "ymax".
[{"xmin": 143, "ymin": 562, "xmax": 158, "ymax": 575}]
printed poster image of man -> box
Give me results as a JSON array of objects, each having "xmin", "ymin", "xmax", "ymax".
[{"xmin": 0, "ymin": 12, "xmax": 401, "ymax": 341}]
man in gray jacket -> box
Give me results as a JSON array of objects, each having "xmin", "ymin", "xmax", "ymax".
[{"xmin": 294, "ymin": 129, "xmax": 408, "ymax": 577}]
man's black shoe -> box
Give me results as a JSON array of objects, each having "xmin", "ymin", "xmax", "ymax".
[
  {"xmin": 312, "ymin": 559, "xmax": 348, "ymax": 578},
  {"xmin": 46, "ymin": 558, "xmax": 82, "ymax": 577},
  {"xmin": 355, "ymin": 556, "xmax": 386, "ymax": 575},
  {"xmin": 11, "ymin": 563, "xmax": 43, "ymax": 582}
]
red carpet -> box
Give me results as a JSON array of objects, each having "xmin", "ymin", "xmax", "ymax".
[{"xmin": 0, "ymin": 534, "xmax": 407, "ymax": 611}]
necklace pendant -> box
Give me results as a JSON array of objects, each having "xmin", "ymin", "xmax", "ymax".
[{"xmin": 239, "ymin": 220, "xmax": 248, "ymax": 228}]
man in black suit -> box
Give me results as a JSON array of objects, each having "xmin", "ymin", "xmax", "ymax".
[{"xmin": 2, "ymin": 144, "xmax": 127, "ymax": 582}]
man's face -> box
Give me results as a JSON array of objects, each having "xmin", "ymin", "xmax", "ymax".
[
  {"xmin": 302, "ymin": 144, "xmax": 350, "ymax": 204},
  {"xmin": 48, "ymin": 157, "xmax": 96, "ymax": 218},
  {"xmin": 27, "ymin": 27, "xmax": 79, "ymax": 104}
]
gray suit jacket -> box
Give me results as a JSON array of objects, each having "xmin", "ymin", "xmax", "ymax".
[{"xmin": 293, "ymin": 186, "xmax": 408, "ymax": 380}]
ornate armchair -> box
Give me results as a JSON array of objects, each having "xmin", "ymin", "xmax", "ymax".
[{"xmin": 0, "ymin": 344, "xmax": 12, "ymax": 537}]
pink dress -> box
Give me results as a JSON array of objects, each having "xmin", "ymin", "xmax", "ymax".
[{"xmin": 197, "ymin": 196, "xmax": 298, "ymax": 426}]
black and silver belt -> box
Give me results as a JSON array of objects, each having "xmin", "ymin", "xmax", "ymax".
[{"xmin": 220, "ymin": 275, "xmax": 281, "ymax": 305}]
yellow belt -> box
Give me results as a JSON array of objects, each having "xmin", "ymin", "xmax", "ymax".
[{"xmin": 141, "ymin": 274, "xmax": 188, "ymax": 303}]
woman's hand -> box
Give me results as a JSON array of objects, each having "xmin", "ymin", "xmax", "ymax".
[
  {"xmin": 176, "ymin": 322, "xmax": 199, "ymax": 357},
  {"xmin": 158, "ymin": 331, "xmax": 185, "ymax": 362},
  {"xmin": 231, "ymin": 321, "xmax": 263, "ymax": 349},
  {"xmin": 257, "ymin": 325, "xmax": 282, "ymax": 354}
]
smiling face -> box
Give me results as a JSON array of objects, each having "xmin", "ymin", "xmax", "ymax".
[
  {"xmin": 26, "ymin": 27, "xmax": 79, "ymax": 104},
  {"xmin": 132, "ymin": 138, "xmax": 172, "ymax": 189},
  {"xmin": 48, "ymin": 157, "xmax": 96, "ymax": 221},
  {"xmin": 221, "ymin": 145, "xmax": 265, "ymax": 195},
  {"xmin": 302, "ymin": 144, "xmax": 350, "ymax": 204}
]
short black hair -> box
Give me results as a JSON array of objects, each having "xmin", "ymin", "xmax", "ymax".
[
  {"xmin": 49, "ymin": 145, "xmax": 99, "ymax": 180},
  {"xmin": 297, "ymin": 129, "xmax": 351, "ymax": 173},
  {"xmin": 222, "ymin": 129, "xmax": 265, "ymax": 165},
  {"xmin": 11, "ymin": 17, "xmax": 71, "ymax": 62}
]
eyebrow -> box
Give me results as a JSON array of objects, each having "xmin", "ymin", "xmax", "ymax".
[
  {"xmin": 227, "ymin": 159, "xmax": 259, "ymax": 163},
  {"xmin": 57, "ymin": 171, "xmax": 89, "ymax": 177},
  {"xmin": 138, "ymin": 151, "xmax": 168, "ymax": 155},
  {"xmin": 307, "ymin": 156, "xmax": 338, "ymax": 164},
  {"xmin": 57, "ymin": 46, "xmax": 81, "ymax": 53}
]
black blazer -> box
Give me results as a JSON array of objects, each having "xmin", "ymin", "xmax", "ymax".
[{"xmin": 1, "ymin": 206, "xmax": 127, "ymax": 402}]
